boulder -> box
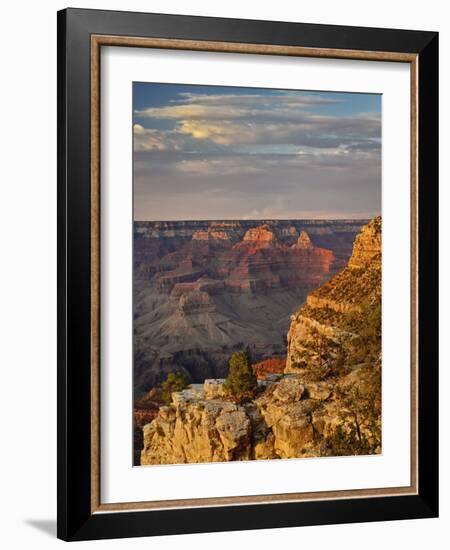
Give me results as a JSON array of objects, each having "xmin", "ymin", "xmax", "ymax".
[
  {"xmin": 272, "ymin": 376, "xmax": 305, "ymax": 403},
  {"xmin": 204, "ymin": 378, "xmax": 227, "ymax": 399}
]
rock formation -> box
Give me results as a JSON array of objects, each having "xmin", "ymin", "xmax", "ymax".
[
  {"xmin": 348, "ymin": 215, "xmax": 381, "ymax": 269},
  {"xmin": 141, "ymin": 376, "xmax": 324, "ymax": 464},
  {"xmin": 286, "ymin": 216, "xmax": 381, "ymax": 372},
  {"xmin": 292, "ymin": 230, "xmax": 313, "ymax": 249},
  {"xmin": 141, "ymin": 384, "xmax": 254, "ymax": 464},
  {"xmin": 241, "ymin": 224, "xmax": 280, "ymax": 247},
  {"xmin": 192, "ymin": 229, "xmax": 231, "ymax": 241},
  {"xmin": 133, "ymin": 219, "xmax": 366, "ymax": 395}
]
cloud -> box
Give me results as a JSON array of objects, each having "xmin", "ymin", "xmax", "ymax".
[
  {"xmin": 133, "ymin": 124, "xmax": 184, "ymax": 152},
  {"xmin": 134, "ymin": 148, "xmax": 380, "ymax": 184},
  {"xmin": 134, "ymin": 91, "xmax": 341, "ymax": 121},
  {"xmin": 132, "ymin": 86, "xmax": 381, "ymax": 220},
  {"xmin": 134, "ymin": 92, "xmax": 380, "ymax": 151},
  {"xmin": 174, "ymin": 156, "xmax": 266, "ymax": 176}
]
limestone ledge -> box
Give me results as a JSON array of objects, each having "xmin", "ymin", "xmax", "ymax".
[{"xmin": 141, "ymin": 376, "xmax": 342, "ymax": 465}]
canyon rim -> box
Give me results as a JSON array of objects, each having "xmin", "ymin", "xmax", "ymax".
[{"xmin": 132, "ymin": 82, "xmax": 382, "ymax": 465}]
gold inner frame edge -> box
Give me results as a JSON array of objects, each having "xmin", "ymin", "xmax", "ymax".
[{"xmin": 90, "ymin": 35, "xmax": 419, "ymax": 514}]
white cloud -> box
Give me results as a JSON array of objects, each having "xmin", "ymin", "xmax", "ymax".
[
  {"xmin": 134, "ymin": 92, "xmax": 380, "ymax": 150},
  {"xmin": 132, "ymin": 88, "xmax": 381, "ymax": 219}
]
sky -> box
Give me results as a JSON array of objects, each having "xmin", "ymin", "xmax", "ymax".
[{"xmin": 133, "ymin": 83, "xmax": 381, "ymax": 221}]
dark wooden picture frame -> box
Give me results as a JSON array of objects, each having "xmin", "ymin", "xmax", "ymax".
[{"xmin": 57, "ymin": 8, "xmax": 438, "ymax": 541}]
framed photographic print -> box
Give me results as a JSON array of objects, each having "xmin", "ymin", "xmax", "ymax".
[{"xmin": 57, "ymin": 8, "xmax": 438, "ymax": 541}]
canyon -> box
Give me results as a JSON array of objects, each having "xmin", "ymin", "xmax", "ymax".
[
  {"xmin": 140, "ymin": 218, "xmax": 382, "ymax": 465},
  {"xmin": 133, "ymin": 219, "xmax": 366, "ymax": 395}
]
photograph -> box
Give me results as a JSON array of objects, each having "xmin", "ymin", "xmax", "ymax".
[{"xmin": 132, "ymin": 83, "xmax": 382, "ymax": 466}]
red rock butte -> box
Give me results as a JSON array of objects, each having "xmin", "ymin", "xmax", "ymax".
[
  {"xmin": 293, "ymin": 230, "xmax": 314, "ymax": 249},
  {"xmin": 241, "ymin": 224, "xmax": 278, "ymax": 246}
]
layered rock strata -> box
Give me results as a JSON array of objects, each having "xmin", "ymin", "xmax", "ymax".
[
  {"xmin": 286, "ymin": 217, "xmax": 381, "ymax": 372},
  {"xmin": 133, "ymin": 219, "xmax": 366, "ymax": 395}
]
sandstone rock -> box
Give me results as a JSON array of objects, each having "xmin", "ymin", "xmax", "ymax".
[
  {"xmin": 254, "ymin": 432, "xmax": 278, "ymax": 460},
  {"xmin": 348, "ymin": 216, "xmax": 381, "ymax": 269},
  {"xmin": 171, "ymin": 385, "xmax": 204, "ymax": 406},
  {"xmin": 306, "ymin": 381, "xmax": 333, "ymax": 401},
  {"xmin": 285, "ymin": 314, "xmax": 338, "ymax": 372},
  {"xmin": 261, "ymin": 399, "xmax": 315, "ymax": 428},
  {"xmin": 215, "ymin": 410, "xmax": 252, "ymax": 460},
  {"xmin": 311, "ymin": 403, "xmax": 343, "ymax": 437},
  {"xmin": 272, "ymin": 376, "xmax": 305, "ymax": 403},
  {"xmin": 286, "ymin": 217, "xmax": 382, "ymax": 372},
  {"xmin": 141, "ymin": 387, "xmax": 254, "ymax": 465},
  {"xmin": 227, "ymin": 234, "xmax": 334, "ymax": 293},
  {"xmin": 204, "ymin": 379, "xmax": 227, "ymax": 399},
  {"xmin": 306, "ymin": 294, "xmax": 362, "ymax": 314},
  {"xmin": 242, "ymin": 224, "xmax": 278, "ymax": 245},
  {"xmin": 293, "ymin": 230, "xmax": 313, "ymax": 249},
  {"xmin": 141, "ymin": 377, "xmax": 321, "ymax": 464},
  {"xmin": 272, "ymin": 411, "xmax": 315, "ymax": 458}
]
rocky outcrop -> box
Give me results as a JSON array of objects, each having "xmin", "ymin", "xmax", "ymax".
[
  {"xmin": 141, "ymin": 384, "xmax": 253, "ymax": 464},
  {"xmin": 292, "ymin": 230, "xmax": 313, "ymax": 249},
  {"xmin": 140, "ymin": 367, "xmax": 378, "ymax": 465},
  {"xmin": 348, "ymin": 216, "xmax": 381, "ymax": 269},
  {"xmin": 286, "ymin": 217, "xmax": 381, "ymax": 372},
  {"xmin": 242, "ymin": 224, "xmax": 278, "ymax": 244},
  {"xmin": 226, "ymin": 226, "xmax": 335, "ymax": 292},
  {"xmin": 141, "ymin": 377, "xmax": 318, "ymax": 464}
]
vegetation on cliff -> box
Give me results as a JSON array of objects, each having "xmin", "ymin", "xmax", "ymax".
[
  {"xmin": 224, "ymin": 350, "xmax": 258, "ymax": 399},
  {"xmin": 160, "ymin": 371, "xmax": 190, "ymax": 405}
]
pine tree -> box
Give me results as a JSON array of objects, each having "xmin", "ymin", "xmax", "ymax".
[
  {"xmin": 224, "ymin": 350, "xmax": 257, "ymax": 397},
  {"xmin": 160, "ymin": 371, "xmax": 189, "ymax": 405}
]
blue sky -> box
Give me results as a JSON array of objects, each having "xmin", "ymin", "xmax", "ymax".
[{"xmin": 133, "ymin": 82, "xmax": 381, "ymax": 220}]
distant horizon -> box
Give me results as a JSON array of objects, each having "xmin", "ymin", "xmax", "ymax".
[
  {"xmin": 133, "ymin": 83, "xmax": 381, "ymax": 220},
  {"xmin": 133, "ymin": 216, "xmax": 377, "ymax": 223}
]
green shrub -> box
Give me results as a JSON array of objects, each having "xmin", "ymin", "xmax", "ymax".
[
  {"xmin": 225, "ymin": 350, "xmax": 257, "ymax": 398},
  {"xmin": 160, "ymin": 371, "xmax": 190, "ymax": 405}
]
